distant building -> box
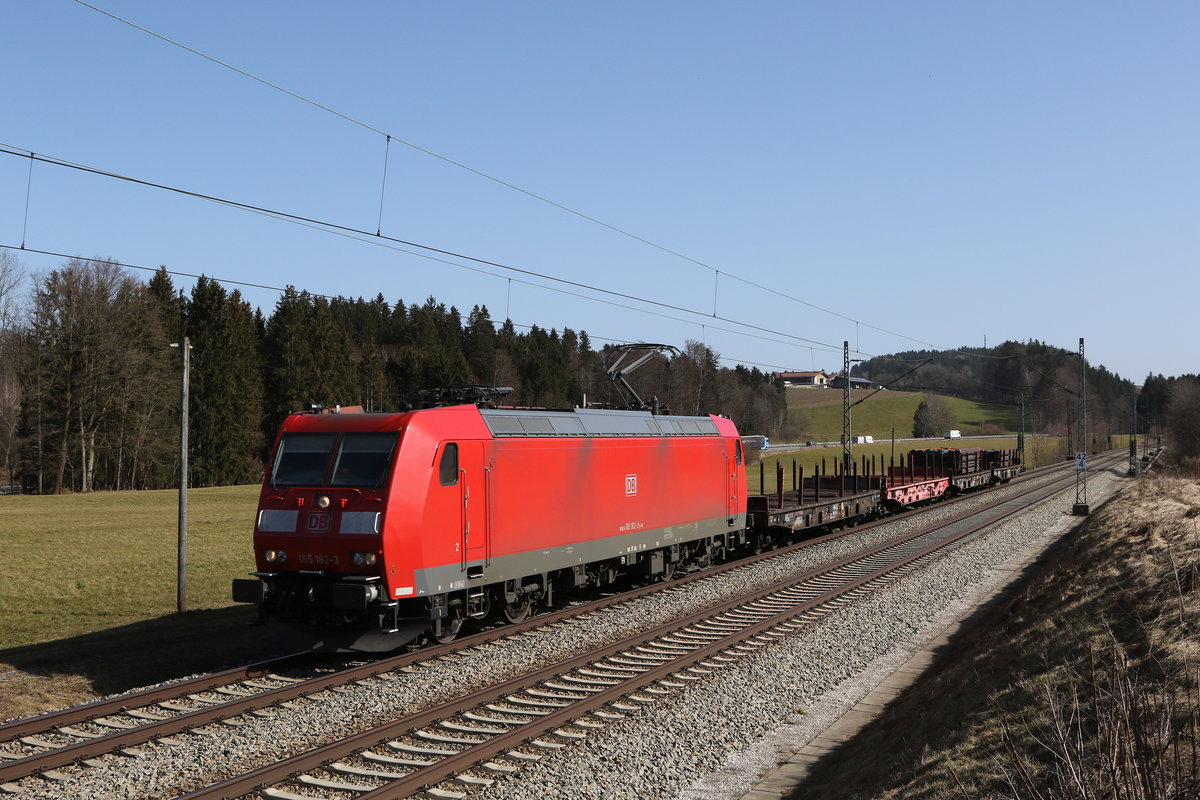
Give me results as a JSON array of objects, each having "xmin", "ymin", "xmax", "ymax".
[
  {"xmin": 779, "ymin": 370, "xmax": 828, "ymax": 388},
  {"xmin": 828, "ymin": 375, "xmax": 883, "ymax": 390}
]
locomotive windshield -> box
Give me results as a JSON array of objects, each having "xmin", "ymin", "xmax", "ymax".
[
  {"xmin": 330, "ymin": 433, "xmax": 399, "ymax": 488},
  {"xmin": 271, "ymin": 432, "xmax": 399, "ymax": 488},
  {"xmin": 271, "ymin": 433, "xmax": 336, "ymax": 486}
]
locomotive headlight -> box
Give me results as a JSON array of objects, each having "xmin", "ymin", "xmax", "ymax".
[
  {"xmin": 316, "ymin": 495, "xmax": 331, "ymax": 509},
  {"xmin": 352, "ymin": 551, "xmax": 378, "ymax": 567},
  {"xmin": 264, "ymin": 548, "xmax": 288, "ymax": 564}
]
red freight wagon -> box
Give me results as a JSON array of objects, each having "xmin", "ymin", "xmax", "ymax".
[{"xmin": 234, "ymin": 404, "xmax": 747, "ymax": 651}]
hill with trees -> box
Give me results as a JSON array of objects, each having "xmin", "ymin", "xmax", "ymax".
[
  {"xmin": 3, "ymin": 254, "xmax": 1192, "ymax": 494},
  {"xmin": 0, "ymin": 256, "xmax": 784, "ymax": 493},
  {"xmin": 853, "ymin": 341, "xmax": 1146, "ymax": 448}
]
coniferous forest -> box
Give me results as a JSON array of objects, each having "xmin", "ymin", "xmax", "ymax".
[
  {"xmin": 0, "ymin": 255, "xmax": 1176, "ymax": 494},
  {"xmin": 0, "ymin": 258, "xmax": 786, "ymax": 493}
]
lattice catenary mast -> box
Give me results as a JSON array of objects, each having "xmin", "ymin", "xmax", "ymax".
[{"xmin": 1073, "ymin": 337, "xmax": 1089, "ymax": 516}]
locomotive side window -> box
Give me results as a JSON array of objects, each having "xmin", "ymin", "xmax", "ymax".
[
  {"xmin": 735, "ymin": 439, "xmax": 744, "ymax": 465},
  {"xmin": 331, "ymin": 432, "xmax": 399, "ymax": 488},
  {"xmin": 439, "ymin": 443, "xmax": 459, "ymax": 486},
  {"xmin": 272, "ymin": 433, "xmax": 336, "ymax": 486}
]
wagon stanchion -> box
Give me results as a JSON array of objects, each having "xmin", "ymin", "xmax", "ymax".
[{"xmin": 776, "ymin": 461, "xmax": 784, "ymax": 508}]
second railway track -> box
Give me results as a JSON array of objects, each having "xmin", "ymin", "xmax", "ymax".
[{"xmin": 1, "ymin": 454, "xmax": 1124, "ymax": 799}]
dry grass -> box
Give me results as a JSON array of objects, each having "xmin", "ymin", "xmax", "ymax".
[
  {"xmin": 792, "ymin": 471, "xmax": 1200, "ymax": 799},
  {"xmin": 0, "ymin": 486, "xmax": 286, "ymax": 721}
]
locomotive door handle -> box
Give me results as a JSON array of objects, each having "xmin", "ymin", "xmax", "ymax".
[
  {"xmin": 484, "ymin": 466, "xmax": 492, "ymax": 567},
  {"xmin": 460, "ymin": 468, "xmax": 468, "ymax": 570}
]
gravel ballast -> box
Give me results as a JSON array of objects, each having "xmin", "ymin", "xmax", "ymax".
[{"xmin": 4, "ymin": 465, "xmax": 1125, "ymax": 800}]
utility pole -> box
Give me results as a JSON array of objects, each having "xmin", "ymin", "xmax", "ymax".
[
  {"xmin": 1073, "ymin": 337, "xmax": 1089, "ymax": 516},
  {"xmin": 1017, "ymin": 393, "xmax": 1026, "ymax": 466},
  {"xmin": 171, "ymin": 337, "xmax": 192, "ymax": 611},
  {"xmin": 1129, "ymin": 388, "xmax": 1138, "ymax": 476},
  {"xmin": 842, "ymin": 341, "xmax": 852, "ymax": 474}
]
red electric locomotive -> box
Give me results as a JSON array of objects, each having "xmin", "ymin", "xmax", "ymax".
[{"xmin": 233, "ymin": 400, "xmax": 748, "ymax": 651}]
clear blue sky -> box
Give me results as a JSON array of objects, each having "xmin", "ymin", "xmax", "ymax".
[{"xmin": 2, "ymin": 1, "xmax": 1196, "ymax": 385}]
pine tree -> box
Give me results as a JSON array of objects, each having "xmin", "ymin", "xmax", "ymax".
[
  {"xmin": 147, "ymin": 267, "xmax": 184, "ymax": 344},
  {"xmin": 463, "ymin": 305, "xmax": 497, "ymax": 385},
  {"xmin": 185, "ymin": 277, "xmax": 265, "ymax": 485},
  {"xmin": 263, "ymin": 289, "xmax": 358, "ymax": 430}
]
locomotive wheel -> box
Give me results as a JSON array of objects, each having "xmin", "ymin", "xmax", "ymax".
[
  {"xmin": 503, "ymin": 597, "xmax": 532, "ymax": 624},
  {"xmin": 659, "ymin": 558, "xmax": 677, "ymax": 581},
  {"xmin": 433, "ymin": 614, "xmax": 464, "ymax": 644}
]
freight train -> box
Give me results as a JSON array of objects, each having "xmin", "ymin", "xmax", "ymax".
[{"xmin": 232, "ymin": 396, "xmax": 1019, "ymax": 652}]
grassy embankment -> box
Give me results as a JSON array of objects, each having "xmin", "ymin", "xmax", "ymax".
[
  {"xmin": 783, "ymin": 388, "xmax": 1022, "ymax": 442},
  {"xmin": 0, "ymin": 485, "xmax": 274, "ymax": 720},
  {"xmin": 752, "ymin": 387, "xmax": 1112, "ymax": 494},
  {"xmin": 795, "ymin": 470, "xmax": 1200, "ymax": 799}
]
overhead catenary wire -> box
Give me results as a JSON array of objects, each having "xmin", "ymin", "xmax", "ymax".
[
  {"xmin": 69, "ymin": 0, "xmax": 946, "ymax": 353},
  {"xmin": 1, "ymin": 234, "xmax": 833, "ymax": 361},
  {"xmin": 0, "ymin": 244, "xmax": 807, "ymax": 376},
  {"xmin": 0, "ymin": 144, "xmax": 854, "ymax": 359}
]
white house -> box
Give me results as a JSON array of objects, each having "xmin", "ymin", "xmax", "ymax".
[{"xmin": 779, "ymin": 371, "xmax": 828, "ymax": 388}]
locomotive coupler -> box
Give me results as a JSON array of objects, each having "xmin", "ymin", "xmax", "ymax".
[
  {"xmin": 231, "ymin": 572, "xmax": 277, "ymax": 604},
  {"xmin": 330, "ymin": 576, "xmax": 383, "ymax": 611}
]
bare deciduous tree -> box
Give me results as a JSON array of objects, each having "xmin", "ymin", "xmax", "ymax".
[
  {"xmin": 26, "ymin": 257, "xmax": 173, "ymax": 492},
  {"xmin": 0, "ymin": 249, "xmax": 25, "ymax": 485},
  {"xmin": 913, "ymin": 392, "xmax": 956, "ymax": 438}
]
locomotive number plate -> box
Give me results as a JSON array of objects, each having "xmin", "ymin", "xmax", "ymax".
[{"xmin": 304, "ymin": 511, "xmax": 331, "ymax": 532}]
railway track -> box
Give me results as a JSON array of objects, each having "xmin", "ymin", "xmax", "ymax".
[
  {"xmin": 172, "ymin": 452, "xmax": 1124, "ymax": 800},
  {"xmin": 0, "ymin": 453, "xmax": 1114, "ymax": 794}
]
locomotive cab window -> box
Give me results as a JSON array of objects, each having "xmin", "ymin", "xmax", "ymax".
[
  {"xmin": 735, "ymin": 440, "xmax": 743, "ymax": 465},
  {"xmin": 271, "ymin": 433, "xmax": 336, "ymax": 487},
  {"xmin": 331, "ymin": 432, "xmax": 399, "ymax": 488},
  {"xmin": 439, "ymin": 443, "xmax": 459, "ymax": 486}
]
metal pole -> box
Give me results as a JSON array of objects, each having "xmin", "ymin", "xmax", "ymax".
[
  {"xmin": 1073, "ymin": 337, "xmax": 1088, "ymax": 515},
  {"xmin": 173, "ymin": 337, "xmax": 191, "ymax": 612},
  {"xmin": 1129, "ymin": 390, "xmax": 1138, "ymax": 476},
  {"xmin": 1017, "ymin": 393, "xmax": 1026, "ymax": 466},
  {"xmin": 842, "ymin": 341, "xmax": 851, "ymax": 474}
]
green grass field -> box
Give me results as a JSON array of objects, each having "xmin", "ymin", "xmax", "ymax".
[
  {"xmin": 0, "ymin": 485, "xmax": 260, "ymax": 651},
  {"xmin": 756, "ymin": 386, "xmax": 1083, "ymax": 494},
  {"xmin": 783, "ymin": 388, "xmax": 1021, "ymax": 443}
]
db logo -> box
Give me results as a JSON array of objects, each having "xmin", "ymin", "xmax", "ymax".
[{"xmin": 625, "ymin": 474, "xmax": 638, "ymax": 497}]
